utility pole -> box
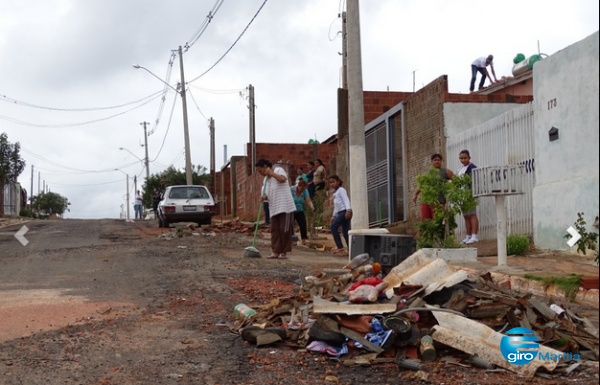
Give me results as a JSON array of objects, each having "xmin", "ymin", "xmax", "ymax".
[
  {"xmin": 134, "ymin": 175, "xmax": 137, "ymax": 195},
  {"xmin": 347, "ymin": 0, "xmax": 368, "ymax": 230},
  {"xmin": 412, "ymin": 69, "xmax": 418, "ymax": 93},
  {"xmin": 43, "ymin": 180, "xmax": 45, "ymax": 194},
  {"xmin": 248, "ymin": 84, "xmax": 256, "ymax": 174},
  {"xmin": 30, "ymin": 165, "xmax": 34, "ymax": 209},
  {"xmin": 342, "ymin": 11, "xmax": 348, "ymax": 90},
  {"xmin": 38, "ymin": 171, "xmax": 40, "ymax": 194},
  {"xmin": 210, "ymin": 118, "xmax": 215, "ymax": 194},
  {"xmin": 141, "ymin": 121, "xmax": 150, "ymax": 181},
  {"xmin": 178, "ymin": 46, "xmax": 193, "ymax": 185},
  {"xmin": 126, "ymin": 174, "xmax": 130, "ymax": 221}
]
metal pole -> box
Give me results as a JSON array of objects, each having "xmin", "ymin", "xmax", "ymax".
[
  {"xmin": 178, "ymin": 46, "xmax": 193, "ymax": 185},
  {"xmin": 141, "ymin": 121, "xmax": 150, "ymax": 181},
  {"xmin": 347, "ymin": 0, "xmax": 369, "ymax": 230},
  {"xmin": 496, "ymin": 196, "xmax": 507, "ymax": 266},
  {"xmin": 126, "ymin": 175, "xmax": 130, "ymax": 221}
]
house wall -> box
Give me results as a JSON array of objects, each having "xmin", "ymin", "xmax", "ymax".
[
  {"xmin": 532, "ymin": 31, "xmax": 600, "ymax": 250},
  {"xmin": 443, "ymin": 103, "xmax": 527, "ymax": 137},
  {"xmin": 233, "ymin": 143, "xmax": 337, "ymax": 220},
  {"xmin": 363, "ymin": 91, "xmax": 412, "ymax": 125},
  {"xmin": 404, "ymin": 75, "xmax": 449, "ymax": 229}
]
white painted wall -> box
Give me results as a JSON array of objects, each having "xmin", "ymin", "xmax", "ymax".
[
  {"xmin": 443, "ymin": 103, "xmax": 523, "ymax": 137},
  {"xmin": 533, "ymin": 31, "xmax": 600, "ymax": 250}
]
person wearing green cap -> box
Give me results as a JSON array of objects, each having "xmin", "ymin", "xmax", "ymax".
[{"xmin": 470, "ymin": 55, "xmax": 498, "ymax": 91}]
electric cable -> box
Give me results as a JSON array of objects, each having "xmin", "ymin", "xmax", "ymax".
[
  {"xmin": 148, "ymin": 52, "xmax": 178, "ymax": 136},
  {"xmin": 0, "ymin": 93, "xmax": 164, "ymax": 128},
  {"xmin": 185, "ymin": 0, "xmax": 226, "ymax": 52},
  {"xmin": 187, "ymin": 0, "xmax": 269, "ymax": 83},
  {"xmin": 0, "ymin": 90, "xmax": 163, "ymax": 112},
  {"xmin": 188, "ymin": 84, "xmax": 245, "ymax": 94},
  {"xmin": 46, "ymin": 180, "xmax": 124, "ymax": 187},
  {"xmin": 187, "ymin": 87, "xmax": 209, "ymax": 121},
  {"xmin": 22, "ymin": 147, "xmax": 140, "ymax": 174},
  {"xmin": 149, "ymin": 90, "xmax": 178, "ymax": 162}
]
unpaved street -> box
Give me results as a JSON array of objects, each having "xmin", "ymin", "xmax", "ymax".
[{"xmin": 0, "ymin": 219, "xmax": 597, "ymax": 385}]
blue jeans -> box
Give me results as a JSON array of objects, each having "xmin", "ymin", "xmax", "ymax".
[
  {"xmin": 470, "ymin": 65, "xmax": 486, "ymax": 91},
  {"xmin": 330, "ymin": 210, "xmax": 351, "ymax": 249},
  {"xmin": 134, "ymin": 204, "xmax": 142, "ymax": 219}
]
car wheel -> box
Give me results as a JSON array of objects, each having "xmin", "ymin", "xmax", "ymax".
[
  {"xmin": 162, "ymin": 218, "xmax": 170, "ymax": 228},
  {"xmin": 158, "ymin": 217, "xmax": 163, "ymax": 228}
]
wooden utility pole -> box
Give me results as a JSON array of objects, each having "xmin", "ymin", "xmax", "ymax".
[
  {"xmin": 210, "ymin": 118, "xmax": 215, "ymax": 194},
  {"xmin": 347, "ymin": 0, "xmax": 368, "ymax": 230},
  {"xmin": 141, "ymin": 121, "xmax": 150, "ymax": 181},
  {"xmin": 248, "ymin": 84, "xmax": 256, "ymax": 174}
]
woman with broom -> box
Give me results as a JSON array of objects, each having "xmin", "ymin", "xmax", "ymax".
[{"xmin": 255, "ymin": 159, "xmax": 297, "ymax": 259}]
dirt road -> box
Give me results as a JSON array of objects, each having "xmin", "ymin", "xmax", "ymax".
[{"xmin": 0, "ymin": 219, "xmax": 597, "ymax": 384}]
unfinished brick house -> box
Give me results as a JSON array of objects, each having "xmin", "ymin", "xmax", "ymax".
[{"xmin": 336, "ymin": 75, "xmax": 533, "ymax": 233}]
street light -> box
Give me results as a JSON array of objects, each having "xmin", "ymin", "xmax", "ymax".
[{"xmin": 133, "ymin": 45, "xmax": 193, "ymax": 185}]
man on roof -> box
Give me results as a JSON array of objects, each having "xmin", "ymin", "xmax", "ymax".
[{"xmin": 470, "ymin": 54, "xmax": 498, "ymax": 92}]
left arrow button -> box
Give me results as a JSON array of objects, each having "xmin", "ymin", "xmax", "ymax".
[{"xmin": 14, "ymin": 225, "xmax": 29, "ymax": 246}]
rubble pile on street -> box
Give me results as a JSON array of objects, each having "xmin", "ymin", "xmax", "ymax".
[{"xmin": 233, "ymin": 250, "xmax": 600, "ymax": 379}]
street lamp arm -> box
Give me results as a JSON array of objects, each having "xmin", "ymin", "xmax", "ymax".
[
  {"xmin": 119, "ymin": 147, "xmax": 144, "ymax": 163},
  {"xmin": 133, "ymin": 64, "xmax": 180, "ymax": 94}
]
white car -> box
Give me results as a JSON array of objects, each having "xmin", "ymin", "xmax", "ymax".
[{"xmin": 157, "ymin": 185, "xmax": 215, "ymax": 228}]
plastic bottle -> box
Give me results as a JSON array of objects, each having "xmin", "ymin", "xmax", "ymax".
[
  {"xmin": 234, "ymin": 304, "xmax": 257, "ymax": 319},
  {"xmin": 344, "ymin": 253, "xmax": 371, "ymax": 270}
]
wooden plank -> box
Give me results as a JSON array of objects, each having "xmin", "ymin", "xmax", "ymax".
[
  {"xmin": 340, "ymin": 326, "xmax": 384, "ymax": 353},
  {"xmin": 528, "ymin": 298, "xmax": 556, "ymax": 321}
]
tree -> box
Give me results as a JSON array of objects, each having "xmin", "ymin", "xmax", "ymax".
[
  {"xmin": 141, "ymin": 164, "xmax": 211, "ymax": 208},
  {"xmin": 31, "ymin": 191, "xmax": 70, "ymax": 217},
  {"xmin": 416, "ymin": 168, "xmax": 478, "ymax": 248},
  {"xmin": 0, "ymin": 132, "xmax": 26, "ymax": 216}
]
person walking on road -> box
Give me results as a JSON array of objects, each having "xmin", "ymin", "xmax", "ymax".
[
  {"xmin": 470, "ymin": 55, "xmax": 498, "ymax": 92},
  {"xmin": 329, "ymin": 175, "xmax": 352, "ymax": 253},
  {"xmin": 151, "ymin": 187, "xmax": 162, "ymax": 217},
  {"xmin": 291, "ymin": 179, "xmax": 314, "ymax": 246},
  {"xmin": 255, "ymin": 159, "xmax": 296, "ymax": 259}
]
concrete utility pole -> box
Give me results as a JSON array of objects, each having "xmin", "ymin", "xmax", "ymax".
[
  {"xmin": 210, "ymin": 118, "xmax": 215, "ymax": 194},
  {"xmin": 342, "ymin": 11, "xmax": 348, "ymax": 90},
  {"xmin": 126, "ymin": 174, "xmax": 130, "ymax": 221},
  {"xmin": 134, "ymin": 175, "xmax": 137, "ymax": 195},
  {"xmin": 38, "ymin": 171, "xmax": 40, "ymax": 194},
  {"xmin": 347, "ymin": 0, "xmax": 369, "ymax": 230},
  {"xmin": 178, "ymin": 46, "xmax": 193, "ymax": 185},
  {"xmin": 30, "ymin": 165, "xmax": 34, "ymax": 208},
  {"xmin": 248, "ymin": 84, "xmax": 256, "ymax": 173},
  {"xmin": 141, "ymin": 121, "xmax": 150, "ymax": 181}
]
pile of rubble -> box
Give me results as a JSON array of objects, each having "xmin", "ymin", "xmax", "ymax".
[{"xmin": 233, "ymin": 250, "xmax": 599, "ymax": 379}]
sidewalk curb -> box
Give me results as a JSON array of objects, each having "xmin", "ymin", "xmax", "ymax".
[{"xmin": 456, "ymin": 266, "xmax": 599, "ymax": 309}]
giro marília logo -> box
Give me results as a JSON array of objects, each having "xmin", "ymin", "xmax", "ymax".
[{"xmin": 500, "ymin": 327, "xmax": 539, "ymax": 365}]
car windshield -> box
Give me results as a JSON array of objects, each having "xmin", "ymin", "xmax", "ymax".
[{"xmin": 168, "ymin": 187, "xmax": 209, "ymax": 200}]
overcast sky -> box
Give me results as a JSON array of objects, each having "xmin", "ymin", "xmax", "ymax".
[{"xmin": 1, "ymin": 0, "xmax": 598, "ymax": 219}]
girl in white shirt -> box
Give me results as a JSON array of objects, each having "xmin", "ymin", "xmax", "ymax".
[{"xmin": 328, "ymin": 175, "xmax": 352, "ymax": 253}]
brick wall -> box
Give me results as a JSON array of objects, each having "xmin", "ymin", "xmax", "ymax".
[
  {"xmin": 404, "ymin": 75, "xmax": 449, "ymax": 230},
  {"xmin": 231, "ymin": 142, "xmax": 338, "ymax": 220},
  {"xmin": 363, "ymin": 91, "xmax": 412, "ymax": 125}
]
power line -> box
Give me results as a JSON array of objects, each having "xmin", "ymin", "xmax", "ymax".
[
  {"xmin": 187, "ymin": 87, "xmax": 209, "ymax": 121},
  {"xmin": 188, "ymin": 84, "xmax": 245, "ymax": 94},
  {"xmin": 148, "ymin": 52, "xmax": 178, "ymax": 136},
  {"xmin": 149, "ymin": 91, "xmax": 178, "ymax": 162},
  {"xmin": 0, "ymin": 93, "xmax": 164, "ymax": 128},
  {"xmin": 46, "ymin": 179, "xmax": 123, "ymax": 187},
  {"xmin": 184, "ymin": 0, "xmax": 227, "ymax": 52},
  {"xmin": 0, "ymin": 90, "xmax": 163, "ymax": 112},
  {"xmin": 22, "ymin": 147, "xmax": 140, "ymax": 174},
  {"xmin": 187, "ymin": 0, "xmax": 269, "ymax": 83}
]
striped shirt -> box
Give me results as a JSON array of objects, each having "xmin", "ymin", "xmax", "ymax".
[{"xmin": 266, "ymin": 167, "xmax": 296, "ymax": 217}]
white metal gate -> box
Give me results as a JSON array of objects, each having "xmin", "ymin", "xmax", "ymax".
[{"xmin": 446, "ymin": 102, "xmax": 535, "ymax": 240}]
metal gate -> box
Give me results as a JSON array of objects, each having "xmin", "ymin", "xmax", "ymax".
[
  {"xmin": 446, "ymin": 102, "xmax": 535, "ymax": 240},
  {"xmin": 364, "ymin": 105, "xmax": 402, "ymax": 227}
]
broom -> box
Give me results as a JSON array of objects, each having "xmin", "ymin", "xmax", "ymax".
[{"xmin": 243, "ymin": 176, "xmax": 268, "ymax": 258}]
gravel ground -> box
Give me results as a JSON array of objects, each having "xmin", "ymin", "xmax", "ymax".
[{"xmin": 0, "ymin": 219, "xmax": 597, "ymax": 384}]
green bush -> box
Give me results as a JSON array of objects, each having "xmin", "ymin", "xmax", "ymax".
[
  {"xmin": 19, "ymin": 208, "xmax": 34, "ymax": 217},
  {"xmin": 506, "ymin": 234, "xmax": 529, "ymax": 256}
]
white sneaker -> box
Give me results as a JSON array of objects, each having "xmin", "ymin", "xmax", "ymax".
[
  {"xmin": 461, "ymin": 235, "xmax": 471, "ymax": 244},
  {"xmin": 466, "ymin": 235, "xmax": 479, "ymax": 244}
]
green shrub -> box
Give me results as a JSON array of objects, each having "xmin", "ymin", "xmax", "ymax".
[
  {"xmin": 564, "ymin": 212, "xmax": 599, "ymax": 265},
  {"xmin": 19, "ymin": 208, "xmax": 34, "ymax": 218},
  {"xmin": 506, "ymin": 234, "xmax": 529, "ymax": 255},
  {"xmin": 523, "ymin": 274, "xmax": 582, "ymax": 302}
]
